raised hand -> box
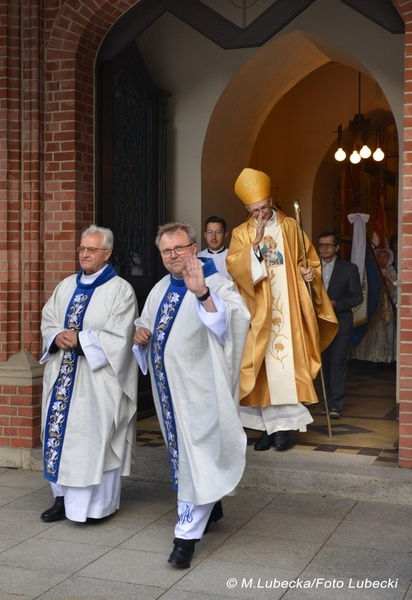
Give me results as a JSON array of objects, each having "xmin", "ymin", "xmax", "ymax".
[
  {"xmin": 182, "ymin": 253, "xmax": 208, "ymax": 297},
  {"xmin": 253, "ymin": 214, "xmax": 270, "ymax": 251}
]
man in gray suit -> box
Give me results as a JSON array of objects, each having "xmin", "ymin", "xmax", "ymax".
[{"xmin": 318, "ymin": 232, "xmax": 363, "ymax": 419}]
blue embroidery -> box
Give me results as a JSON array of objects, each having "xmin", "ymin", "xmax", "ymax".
[
  {"xmin": 151, "ymin": 286, "xmax": 187, "ymax": 490},
  {"xmin": 43, "ymin": 264, "xmax": 117, "ymax": 483},
  {"xmin": 44, "ymin": 294, "xmax": 89, "ymax": 481},
  {"xmin": 179, "ymin": 503, "xmax": 194, "ymax": 525}
]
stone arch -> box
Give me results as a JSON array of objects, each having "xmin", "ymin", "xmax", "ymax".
[{"xmin": 201, "ymin": 30, "xmax": 401, "ymax": 237}]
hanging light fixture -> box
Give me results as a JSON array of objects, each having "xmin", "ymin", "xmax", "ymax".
[
  {"xmin": 334, "ymin": 72, "xmax": 385, "ymax": 164},
  {"xmin": 334, "ymin": 125, "xmax": 346, "ymax": 161},
  {"xmin": 373, "ymin": 125, "xmax": 385, "ymax": 162}
]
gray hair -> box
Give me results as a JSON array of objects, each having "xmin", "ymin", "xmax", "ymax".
[
  {"xmin": 155, "ymin": 221, "xmax": 197, "ymax": 248},
  {"xmin": 81, "ymin": 224, "xmax": 114, "ymax": 250}
]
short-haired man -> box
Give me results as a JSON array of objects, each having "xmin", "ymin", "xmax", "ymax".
[
  {"xmin": 40, "ymin": 225, "xmax": 138, "ymax": 523},
  {"xmin": 197, "ymin": 215, "xmax": 232, "ymax": 279},
  {"xmin": 318, "ymin": 231, "xmax": 363, "ymax": 418},
  {"xmin": 133, "ymin": 221, "xmax": 250, "ymax": 569}
]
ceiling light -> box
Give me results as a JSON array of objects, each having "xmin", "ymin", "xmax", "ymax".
[{"xmin": 334, "ymin": 72, "xmax": 385, "ymax": 164}]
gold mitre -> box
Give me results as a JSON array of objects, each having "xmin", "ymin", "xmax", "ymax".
[{"xmin": 234, "ymin": 168, "xmax": 271, "ymax": 205}]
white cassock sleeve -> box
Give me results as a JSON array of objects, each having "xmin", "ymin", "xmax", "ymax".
[
  {"xmin": 251, "ymin": 247, "xmax": 267, "ymax": 284},
  {"xmin": 132, "ymin": 344, "xmax": 148, "ymax": 375},
  {"xmin": 194, "ymin": 289, "xmax": 227, "ymax": 344},
  {"xmin": 78, "ymin": 330, "xmax": 109, "ymax": 371},
  {"xmin": 39, "ymin": 332, "xmax": 63, "ymax": 364}
]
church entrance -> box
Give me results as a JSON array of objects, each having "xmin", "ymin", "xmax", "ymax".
[{"xmin": 93, "ymin": 0, "xmax": 401, "ymax": 450}]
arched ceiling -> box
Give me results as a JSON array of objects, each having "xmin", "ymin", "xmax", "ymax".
[{"xmin": 99, "ymin": 0, "xmax": 403, "ymax": 61}]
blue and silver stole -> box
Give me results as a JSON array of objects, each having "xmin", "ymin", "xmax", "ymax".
[
  {"xmin": 43, "ymin": 264, "xmax": 117, "ymax": 482},
  {"xmin": 151, "ymin": 259, "xmax": 217, "ymax": 490}
]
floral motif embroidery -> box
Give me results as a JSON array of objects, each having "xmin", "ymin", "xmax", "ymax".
[
  {"xmin": 44, "ymin": 293, "xmax": 88, "ymax": 479},
  {"xmin": 268, "ymin": 272, "xmax": 288, "ymax": 368},
  {"xmin": 152, "ymin": 290, "xmax": 182, "ymax": 489}
]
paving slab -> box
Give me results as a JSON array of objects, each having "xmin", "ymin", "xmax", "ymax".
[{"xmin": 0, "ymin": 454, "xmax": 412, "ymax": 600}]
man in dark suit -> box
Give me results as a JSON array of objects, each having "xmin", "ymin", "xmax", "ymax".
[{"xmin": 318, "ymin": 232, "xmax": 363, "ymax": 419}]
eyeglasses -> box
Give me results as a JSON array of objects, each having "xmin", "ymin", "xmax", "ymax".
[
  {"xmin": 318, "ymin": 243, "xmax": 336, "ymax": 249},
  {"xmin": 77, "ymin": 246, "xmax": 109, "ymax": 254},
  {"xmin": 160, "ymin": 243, "xmax": 195, "ymax": 258},
  {"xmin": 249, "ymin": 204, "xmax": 271, "ymax": 218},
  {"xmin": 205, "ymin": 230, "xmax": 224, "ymax": 236}
]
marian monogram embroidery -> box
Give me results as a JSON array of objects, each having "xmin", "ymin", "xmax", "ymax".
[{"xmin": 179, "ymin": 503, "xmax": 194, "ymax": 525}]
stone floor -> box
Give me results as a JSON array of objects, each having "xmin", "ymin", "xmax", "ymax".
[
  {"xmin": 1, "ymin": 465, "xmax": 412, "ymax": 600},
  {"xmin": 1, "ymin": 358, "xmax": 407, "ymax": 600}
]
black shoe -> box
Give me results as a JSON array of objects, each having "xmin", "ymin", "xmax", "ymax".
[
  {"xmin": 204, "ymin": 500, "xmax": 223, "ymax": 534},
  {"xmin": 274, "ymin": 430, "xmax": 291, "ymax": 451},
  {"xmin": 40, "ymin": 496, "xmax": 66, "ymax": 522},
  {"xmin": 329, "ymin": 408, "xmax": 341, "ymax": 419},
  {"xmin": 168, "ymin": 538, "xmax": 197, "ymax": 569},
  {"xmin": 254, "ymin": 431, "xmax": 275, "ymax": 451}
]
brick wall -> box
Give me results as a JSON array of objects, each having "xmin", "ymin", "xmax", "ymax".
[
  {"xmin": 0, "ymin": 384, "xmax": 42, "ymax": 448},
  {"xmin": 0, "ymin": 2, "xmax": 46, "ymax": 362},
  {"xmin": 395, "ymin": 0, "xmax": 412, "ymax": 467},
  {"xmin": 43, "ymin": 0, "xmax": 135, "ymax": 299},
  {"xmin": 0, "ymin": 2, "xmax": 23, "ymax": 362}
]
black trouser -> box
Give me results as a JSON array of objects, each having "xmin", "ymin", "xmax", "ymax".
[{"xmin": 321, "ymin": 331, "xmax": 351, "ymax": 412}]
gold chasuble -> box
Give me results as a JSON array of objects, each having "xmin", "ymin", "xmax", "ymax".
[{"xmin": 227, "ymin": 211, "xmax": 338, "ymax": 408}]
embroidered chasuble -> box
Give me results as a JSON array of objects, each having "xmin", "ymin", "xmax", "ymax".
[
  {"xmin": 227, "ymin": 211, "xmax": 338, "ymax": 409},
  {"xmin": 41, "ymin": 265, "xmax": 138, "ymax": 489},
  {"xmin": 134, "ymin": 260, "xmax": 250, "ymax": 506},
  {"xmin": 43, "ymin": 265, "xmax": 117, "ymax": 482}
]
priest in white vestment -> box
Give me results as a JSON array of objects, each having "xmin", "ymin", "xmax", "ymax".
[
  {"xmin": 40, "ymin": 225, "xmax": 138, "ymax": 523},
  {"xmin": 133, "ymin": 221, "xmax": 250, "ymax": 569}
]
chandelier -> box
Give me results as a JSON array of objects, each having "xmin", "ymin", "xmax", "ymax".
[{"xmin": 334, "ymin": 73, "xmax": 385, "ymax": 164}]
